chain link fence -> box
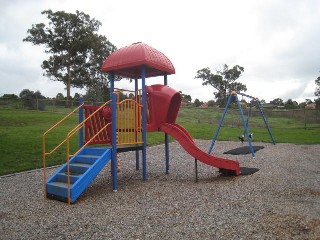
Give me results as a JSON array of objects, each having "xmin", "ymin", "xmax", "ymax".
[
  {"xmin": 177, "ymin": 106, "xmax": 320, "ymax": 129},
  {"xmin": 1, "ymin": 98, "xmax": 319, "ymax": 129}
]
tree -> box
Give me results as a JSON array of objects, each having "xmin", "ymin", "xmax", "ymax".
[
  {"xmin": 19, "ymin": 89, "xmax": 46, "ymax": 110},
  {"xmin": 73, "ymin": 93, "xmax": 81, "ymax": 103},
  {"xmin": 194, "ymin": 98, "xmax": 203, "ymax": 107},
  {"xmin": 270, "ymin": 98, "xmax": 284, "ymax": 106},
  {"xmin": 315, "ymin": 76, "xmax": 320, "ymax": 97},
  {"xmin": 207, "ymin": 100, "xmax": 215, "ymax": 107},
  {"xmin": 195, "ymin": 64, "xmax": 246, "ymax": 107},
  {"xmin": 55, "ymin": 93, "xmax": 65, "ymax": 106},
  {"xmin": 0, "ymin": 94, "xmax": 19, "ymax": 100},
  {"xmin": 179, "ymin": 91, "xmax": 192, "ymax": 105},
  {"xmin": 259, "ymin": 99, "xmax": 266, "ymax": 105},
  {"xmin": 55, "ymin": 93, "xmax": 64, "ymax": 99},
  {"xmin": 284, "ymin": 99, "xmax": 298, "ymax": 109},
  {"xmin": 315, "ymin": 98, "xmax": 320, "ymax": 109},
  {"xmin": 85, "ymin": 81, "xmax": 110, "ymax": 103},
  {"xmin": 298, "ymin": 102, "xmax": 307, "ymax": 109},
  {"xmin": 305, "ymin": 98, "xmax": 313, "ymax": 104},
  {"xmin": 23, "ymin": 9, "xmax": 116, "ymax": 105}
]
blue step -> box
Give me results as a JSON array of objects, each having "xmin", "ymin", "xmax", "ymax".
[{"xmin": 46, "ymin": 147, "xmax": 112, "ymax": 203}]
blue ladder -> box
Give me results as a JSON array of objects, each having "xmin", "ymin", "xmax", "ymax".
[{"xmin": 46, "ymin": 147, "xmax": 111, "ymax": 203}]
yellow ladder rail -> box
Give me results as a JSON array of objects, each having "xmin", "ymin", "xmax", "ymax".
[
  {"xmin": 42, "ymin": 100, "xmax": 111, "ymax": 204},
  {"xmin": 42, "ymin": 103, "xmax": 84, "ymax": 197}
]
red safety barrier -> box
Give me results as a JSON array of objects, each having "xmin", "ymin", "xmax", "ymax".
[{"xmin": 83, "ymin": 105, "xmax": 112, "ymax": 144}]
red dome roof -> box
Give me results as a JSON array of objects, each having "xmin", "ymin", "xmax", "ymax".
[{"xmin": 101, "ymin": 42, "xmax": 175, "ymax": 78}]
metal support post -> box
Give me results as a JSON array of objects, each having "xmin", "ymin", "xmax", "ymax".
[
  {"xmin": 208, "ymin": 94, "xmax": 233, "ymax": 154},
  {"xmin": 110, "ymin": 75, "xmax": 118, "ymax": 192},
  {"xmin": 134, "ymin": 78, "xmax": 140, "ymax": 170},
  {"xmin": 195, "ymin": 158, "xmax": 198, "ymax": 182},
  {"xmin": 141, "ymin": 66, "xmax": 147, "ymax": 181},
  {"xmin": 78, "ymin": 96, "xmax": 84, "ymax": 148},
  {"xmin": 256, "ymin": 100, "xmax": 276, "ymax": 145},
  {"xmin": 235, "ymin": 94, "xmax": 255, "ymax": 158},
  {"xmin": 164, "ymin": 74, "xmax": 170, "ymax": 174}
]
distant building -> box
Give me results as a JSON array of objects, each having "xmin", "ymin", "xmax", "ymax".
[
  {"xmin": 305, "ymin": 103, "xmax": 316, "ymax": 109},
  {"xmin": 199, "ymin": 103, "xmax": 208, "ymax": 108},
  {"xmin": 261, "ymin": 103, "xmax": 276, "ymax": 108}
]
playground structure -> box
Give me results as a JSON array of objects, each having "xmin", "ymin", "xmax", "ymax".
[
  {"xmin": 42, "ymin": 42, "xmax": 241, "ymax": 204},
  {"xmin": 208, "ymin": 91, "xmax": 276, "ymax": 158}
]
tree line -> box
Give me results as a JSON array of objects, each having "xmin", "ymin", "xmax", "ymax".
[
  {"xmin": 0, "ymin": 88, "xmax": 135, "ymax": 111},
  {"xmin": 0, "ymin": 87, "xmax": 318, "ymax": 111}
]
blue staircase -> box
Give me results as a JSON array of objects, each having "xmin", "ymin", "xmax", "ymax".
[{"xmin": 46, "ymin": 147, "xmax": 112, "ymax": 203}]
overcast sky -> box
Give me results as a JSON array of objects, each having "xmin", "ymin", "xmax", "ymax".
[{"xmin": 1, "ymin": 0, "xmax": 320, "ymax": 103}]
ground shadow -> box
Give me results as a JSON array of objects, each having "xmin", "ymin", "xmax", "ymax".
[
  {"xmin": 240, "ymin": 167, "xmax": 260, "ymax": 175},
  {"xmin": 223, "ymin": 146, "xmax": 264, "ymax": 155}
]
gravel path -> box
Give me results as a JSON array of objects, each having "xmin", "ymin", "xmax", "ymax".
[{"xmin": 1, "ymin": 141, "xmax": 319, "ymax": 239}]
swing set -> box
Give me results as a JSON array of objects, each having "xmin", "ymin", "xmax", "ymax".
[{"xmin": 208, "ymin": 91, "xmax": 276, "ymax": 158}]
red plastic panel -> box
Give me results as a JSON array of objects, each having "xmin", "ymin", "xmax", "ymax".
[
  {"xmin": 101, "ymin": 42, "xmax": 175, "ymax": 78},
  {"xmin": 83, "ymin": 106, "xmax": 112, "ymax": 145},
  {"xmin": 146, "ymin": 84, "xmax": 182, "ymax": 132}
]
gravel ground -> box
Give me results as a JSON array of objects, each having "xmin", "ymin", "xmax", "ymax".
[{"xmin": 1, "ymin": 140, "xmax": 319, "ymax": 239}]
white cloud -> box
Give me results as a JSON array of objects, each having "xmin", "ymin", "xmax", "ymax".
[{"xmin": 0, "ymin": 0, "xmax": 319, "ymax": 103}]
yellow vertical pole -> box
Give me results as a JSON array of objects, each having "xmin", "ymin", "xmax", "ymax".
[
  {"xmin": 42, "ymin": 135, "xmax": 47, "ymax": 198},
  {"xmin": 66, "ymin": 137, "xmax": 71, "ymax": 205}
]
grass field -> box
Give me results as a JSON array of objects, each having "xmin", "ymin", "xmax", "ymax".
[{"xmin": 1, "ymin": 108, "xmax": 320, "ymax": 176}]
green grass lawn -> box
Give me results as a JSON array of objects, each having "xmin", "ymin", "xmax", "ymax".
[
  {"xmin": 0, "ymin": 109, "xmax": 79, "ymax": 175},
  {"xmin": 1, "ymin": 108, "xmax": 320, "ymax": 176}
]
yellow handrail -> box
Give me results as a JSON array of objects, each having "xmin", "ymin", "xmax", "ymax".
[
  {"xmin": 42, "ymin": 103, "xmax": 84, "ymax": 197},
  {"xmin": 43, "ymin": 100, "xmax": 111, "ymax": 204},
  {"xmin": 43, "ymin": 93, "xmax": 143, "ymax": 204},
  {"xmin": 43, "ymin": 104, "xmax": 84, "ymax": 137}
]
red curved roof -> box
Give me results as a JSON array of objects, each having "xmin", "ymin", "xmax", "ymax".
[{"xmin": 101, "ymin": 42, "xmax": 175, "ymax": 78}]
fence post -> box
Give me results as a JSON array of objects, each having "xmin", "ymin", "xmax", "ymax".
[
  {"xmin": 304, "ymin": 109, "xmax": 307, "ymax": 130},
  {"xmin": 231, "ymin": 108, "xmax": 234, "ymax": 127}
]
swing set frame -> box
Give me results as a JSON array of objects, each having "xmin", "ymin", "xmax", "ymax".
[{"xmin": 207, "ymin": 91, "xmax": 276, "ymax": 158}]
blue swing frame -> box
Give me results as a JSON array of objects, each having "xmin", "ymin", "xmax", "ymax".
[{"xmin": 207, "ymin": 91, "xmax": 276, "ymax": 158}]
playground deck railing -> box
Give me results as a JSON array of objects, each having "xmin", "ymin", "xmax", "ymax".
[{"xmin": 116, "ymin": 98, "xmax": 143, "ymax": 146}]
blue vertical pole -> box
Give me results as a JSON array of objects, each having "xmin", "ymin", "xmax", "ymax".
[
  {"xmin": 141, "ymin": 66, "xmax": 147, "ymax": 181},
  {"xmin": 135, "ymin": 78, "xmax": 140, "ymax": 170},
  {"xmin": 244, "ymin": 100, "xmax": 253, "ymax": 136},
  {"xmin": 256, "ymin": 100, "xmax": 276, "ymax": 145},
  {"xmin": 236, "ymin": 94, "xmax": 255, "ymax": 158},
  {"xmin": 208, "ymin": 94, "xmax": 233, "ymax": 154},
  {"xmin": 110, "ymin": 73, "xmax": 118, "ymax": 192},
  {"xmin": 164, "ymin": 74, "xmax": 170, "ymax": 174},
  {"xmin": 78, "ymin": 96, "xmax": 84, "ymax": 148}
]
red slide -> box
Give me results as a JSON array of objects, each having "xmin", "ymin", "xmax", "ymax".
[{"xmin": 160, "ymin": 123, "xmax": 241, "ymax": 175}]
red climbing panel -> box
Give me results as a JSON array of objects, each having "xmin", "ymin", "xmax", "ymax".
[{"xmin": 83, "ymin": 105, "xmax": 112, "ymax": 145}]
